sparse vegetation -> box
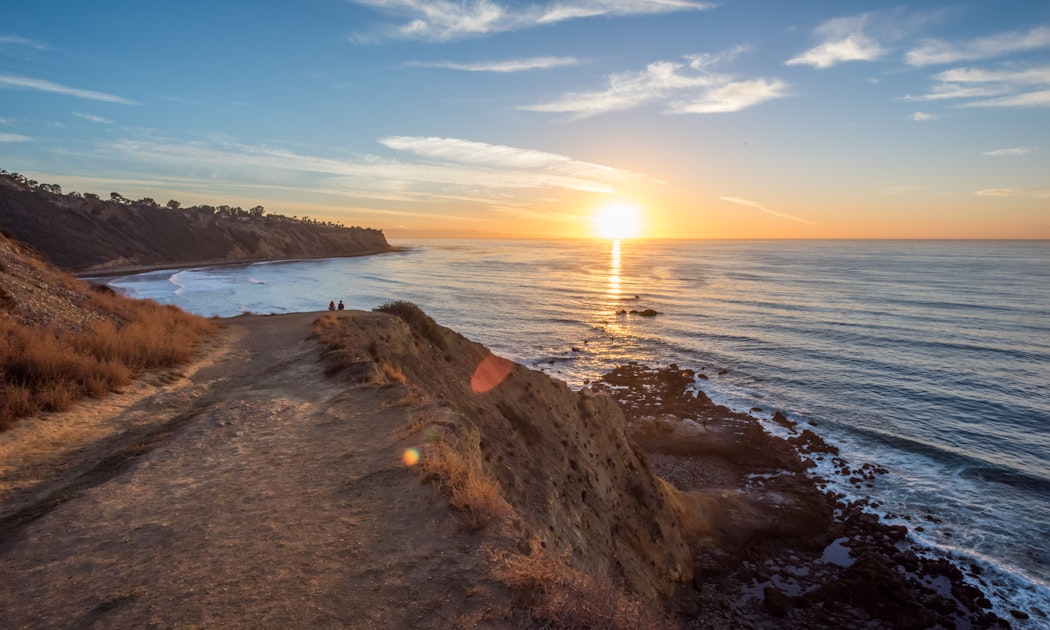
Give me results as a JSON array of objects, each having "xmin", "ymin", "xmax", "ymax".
[
  {"xmin": 0, "ymin": 283, "xmax": 217, "ymax": 430},
  {"xmin": 491, "ymin": 539, "xmax": 673, "ymax": 630},
  {"xmin": 373, "ymin": 301, "xmax": 448, "ymax": 350},
  {"xmin": 421, "ymin": 424, "xmax": 508, "ymax": 529}
]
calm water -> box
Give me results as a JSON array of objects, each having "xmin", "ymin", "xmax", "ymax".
[{"xmin": 104, "ymin": 239, "xmax": 1050, "ymax": 623}]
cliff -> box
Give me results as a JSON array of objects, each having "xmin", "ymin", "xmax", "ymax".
[
  {"xmin": 313, "ymin": 306, "xmax": 694, "ymax": 606},
  {"xmin": 0, "ymin": 173, "xmax": 393, "ymax": 273}
]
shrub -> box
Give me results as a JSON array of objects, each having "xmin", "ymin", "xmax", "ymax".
[{"xmin": 373, "ymin": 300, "xmax": 447, "ymax": 350}]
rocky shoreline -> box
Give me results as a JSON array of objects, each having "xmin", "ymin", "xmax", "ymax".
[{"xmin": 589, "ymin": 363, "xmax": 1014, "ymax": 629}]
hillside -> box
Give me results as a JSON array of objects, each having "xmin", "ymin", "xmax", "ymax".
[
  {"xmin": 0, "ymin": 230, "xmax": 218, "ymax": 429},
  {"xmin": 0, "ymin": 171, "xmax": 393, "ymax": 273}
]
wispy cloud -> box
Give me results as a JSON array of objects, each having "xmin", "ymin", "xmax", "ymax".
[
  {"xmin": 786, "ymin": 13, "xmax": 888, "ymax": 69},
  {"xmin": 963, "ymin": 89, "xmax": 1050, "ymax": 108},
  {"xmin": 95, "ymin": 134, "xmax": 647, "ymax": 206},
  {"xmin": 982, "ymin": 146, "xmax": 1038, "ymax": 157},
  {"xmin": 911, "ymin": 111, "xmax": 936, "ymax": 121},
  {"xmin": 0, "ymin": 74, "xmax": 136, "ymax": 104},
  {"xmin": 411, "ymin": 56, "xmax": 580, "ymax": 72},
  {"xmin": 0, "ymin": 35, "xmax": 49, "ymax": 50},
  {"xmin": 74, "ymin": 112, "xmax": 113, "ymax": 124},
  {"xmin": 671, "ymin": 78, "xmax": 788, "ymax": 114},
  {"xmin": 719, "ymin": 196, "xmax": 814, "ymax": 224},
  {"xmin": 0, "ymin": 132, "xmax": 31, "ymax": 142},
  {"xmin": 350, "ymin": 0, "xmax": 713, "ymax": 42},
  {"xmin": 378, "ymin": 135, "xmax": 638, "ymax": 188},
  {"xmin": 521, "ymin": 52, "xmax": 786, "ymax": 118},
  {"xmin": 904, "ymin": 64, "xmax": 1050, "ymax": 108},
  {"xmin": 906, "ymin": 26, "xmax": 1050, "ymax": 67},
  {"xmin": 976, "ymin": 188, "xmax": 1050, "ymax": 198}
]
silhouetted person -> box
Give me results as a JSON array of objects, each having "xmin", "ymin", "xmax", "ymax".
[
  {"xmin": 328, "ymin": 301, "xmax": 336, "ymax": 311},
  {"xmin": 337, "ymin": 300, "xmax": 344, "ymax": 310}
]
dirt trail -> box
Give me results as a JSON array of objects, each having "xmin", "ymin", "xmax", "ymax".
[{"xmin": 0, "ymin": 312, "xmax": 498, "ymax": 628}]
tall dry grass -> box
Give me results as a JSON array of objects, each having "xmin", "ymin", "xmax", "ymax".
[
  {"xmin": 491, "ymin": 540, "xmax": 674, "ymax": 630},
  {"xmin": 422, "ymin": 424, "xmax": 509, "ymax": 530},
  {"xmin": 0, "ymin": 291, "xmax": 217, "ymax": 430}
]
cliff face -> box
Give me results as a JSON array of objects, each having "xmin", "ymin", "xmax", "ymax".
[
  {"xmin": 0, "ymin": 178, "xmax": 392, "ymax": 272},
  {"xmin": 315, "ymin": 309, "xmax": 694, "ymax": 603}
]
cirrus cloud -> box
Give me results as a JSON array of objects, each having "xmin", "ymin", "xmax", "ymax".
[
  {"xmin": 521, "ymin": 51, "xmax": 787, "ymax": 119},
  {"xmin": 719, "ymin": 196, "xmax": 814, "ymax": 224},
  {"xmin": 982, "ymin": 146, "xmax": 1038, "ymax": 157},
  {"xmin": 411, "ymin": 56, "xmax": 580, "ymax": 72},
  {"xmin": 0, "ymin": 73, "xmax": 136, "ymax": 105},
  {"xmin": 905, "ymin": 64, "xmax": 1050, "ymax": 108},
  {"xmin": 94, "ymin": 133, "xmax": 651, "ymax": 208},
  {"xmin": 786, "ymin": 13, "xmax": 888, "ymax": 69},
  {"xmin": 350, "ymin": 0, "xmax": 713, "ymax": 42},
  {"xmin": 906, "ymin": 26, "xmax": 1050, "ymax": 67}
]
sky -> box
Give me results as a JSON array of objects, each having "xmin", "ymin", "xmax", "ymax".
[{"xmin": 1, "ymin": 0, "xmax": 1048, "ymax": 239}]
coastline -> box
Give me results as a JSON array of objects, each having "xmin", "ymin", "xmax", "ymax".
[
  {"xmin": 589, "ymin": 362, "xmax": 1019, "ymax": 627},
  {"xmin": 67, "ymin": 241, "xmax": 1049, "ymax": 626},
  {"xmin": 77, "ymin": 247, "xmax": 404, "ymax": 280},
  {"xmin": 0, "ymin": 308, "xmax": 1029, "ymax": 627}
]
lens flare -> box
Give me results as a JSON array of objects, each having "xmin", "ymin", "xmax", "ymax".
[
  {"xmin": 402, "ymin": 447, "xmax": 420, "ymax": 467},
  {"xmin": 471, "ymin": 352, "xmax": 514, "ymax": 393}
]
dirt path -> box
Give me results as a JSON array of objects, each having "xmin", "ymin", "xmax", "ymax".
[{"xmin": 0, "ymin": 312, "xmax": 499, "ymax": 628}]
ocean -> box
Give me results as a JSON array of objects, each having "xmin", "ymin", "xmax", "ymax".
[{"xmin": 101, "ymin": 239, "xmax": 1050, "ymax": 624}]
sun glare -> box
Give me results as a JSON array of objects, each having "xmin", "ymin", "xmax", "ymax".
[{"xmin": 593, "ymin": 203, "xmax": 642, "ymax": 239}]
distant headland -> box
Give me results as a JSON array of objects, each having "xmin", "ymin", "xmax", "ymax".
[{"xmin": 0, "ymin": 169, "xmax": 395, "ymax": 274}]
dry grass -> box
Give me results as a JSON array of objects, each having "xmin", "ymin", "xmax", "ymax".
[
  {"xmin": 491, "ymin": 540, "xmax": 674, "ymax": 630},
  {"xmin": 379, "ymin": 362, "xmax": 406, "ymax": 385},
  {"xmin": 422, "ymin": 424, "xmax": 508, "ymax": 530},
  {"xmin": 1, "ymin": 292, "xmax": 217, "ymax": 430}
]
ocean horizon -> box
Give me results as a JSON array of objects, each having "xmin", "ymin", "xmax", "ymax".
[{"xmin": 101, "ymin": 238, "xmax": 1050, "ymax": 625}]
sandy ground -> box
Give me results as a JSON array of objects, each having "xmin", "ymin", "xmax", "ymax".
[{"xmin": 0, "ymin": 312, "xmax": 499, "ymax": 629}]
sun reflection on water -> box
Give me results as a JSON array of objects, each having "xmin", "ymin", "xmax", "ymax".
[{"xmin": 607, "ymin": 239, "xmax": 621, "ymax": 301}]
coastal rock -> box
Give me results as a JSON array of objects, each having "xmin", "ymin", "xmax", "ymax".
[
  {"xmin": 772, "ymin": 411, "xmax": 798, "ymax": 430},
  {"xmin": 591, "ymin": 362, "xmax": 1011, "ymax": 629}
]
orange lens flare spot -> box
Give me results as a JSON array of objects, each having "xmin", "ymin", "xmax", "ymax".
[
  {"xmin": 471, "ymin": 352, "xmax": 514, "ymax": 393},
  {"xmin": 402, "ymin": 447, "xmax": 420, "ymax": 467}
]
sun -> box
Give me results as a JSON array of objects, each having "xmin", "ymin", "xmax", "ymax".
[{"xmin": 592, "ymin": 203, "xmax": 642, "ymax": 239}]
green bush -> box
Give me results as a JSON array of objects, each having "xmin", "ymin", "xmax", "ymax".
[{"xmin": 373, "ymin": 301, "xmax": 447, "ymax": 350}]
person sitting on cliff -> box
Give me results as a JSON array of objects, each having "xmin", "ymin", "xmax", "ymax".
[
  {"xmin": 337, "ymin": 300, "xmax": 345, "ymax": 310},
  {"xmin": 328, "ymin": 301, "xmax": 336, "ymax": 311}
]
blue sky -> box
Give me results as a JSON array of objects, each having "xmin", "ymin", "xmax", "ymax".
[{"xmin": 1, "ymin": 1, "xmax": 1048, "ymax": 238}]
